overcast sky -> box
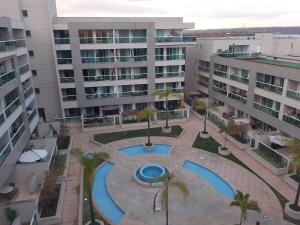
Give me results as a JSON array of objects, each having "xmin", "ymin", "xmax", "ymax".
[{"xmin": 56, "ymin": 0, "xmax": 300, "ymax": 29}]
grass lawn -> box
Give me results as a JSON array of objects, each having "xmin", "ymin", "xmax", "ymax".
[
  {"xmin": 192, "ymin": 134, "xmax": 299, "ymax": 224},
  {"xmin": 53, "ymin": 155, "xmax": 67, "ymax": 175},
  {"xmin": 94, "ymin": 125, "xmax": 183, "ymax": 144}
]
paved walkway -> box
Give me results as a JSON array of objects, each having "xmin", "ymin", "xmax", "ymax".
[{"xmin": 57, "ymin": 112, "xmax": 297, "ymax": 225}]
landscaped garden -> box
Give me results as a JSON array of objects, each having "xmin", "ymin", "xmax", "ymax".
[
  {"xmin": 53, "ymin": 154, "xmax": 67, "ymax": 175},
  {"xmin": 94, "ymin": 125, "xmax": 183, "ymax": 144}
]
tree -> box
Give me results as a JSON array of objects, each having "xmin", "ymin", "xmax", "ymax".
[
  {"xmin": 230, "ymin": 190, "xmax": 261, "ymax": 225},
  {"xmin": 286, "ymin": 139, "xmax": 300, "ymax": 209},
  {"xmin": 218, "ymin": 123, "xmax": 233, "ymax": 149},
  {"xmin": 194, "ymin": 100, "xmax": 217, "ymax": 134},
  {"xmin": 72, "ymin": 148, "xmax": 109, "ymax": 225},
  {"xmin": 155, "ymin": 173, "xmax": 189, "ymax": 225},
  {"xmin": 137, "ymin": 108, "xmax": 156, "ymax": 146},
  {"xmin": 153, "ymin": 87, "xmax": 183, "ymax": 129},
  {"xmin": 228, "ymin": 120, "xmax": 249, "ymax": 143}
]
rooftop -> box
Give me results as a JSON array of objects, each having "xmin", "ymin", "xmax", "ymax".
[{"xmin": 252, "ymin": 58, "xmax": 300, "ymax": 69}]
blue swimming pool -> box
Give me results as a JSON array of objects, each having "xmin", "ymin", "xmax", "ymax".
[
  {"xmin": 136, "ymin": 164, "xmax": 167, "ymax": 183},
  {"xmin": 93, "ymin": 162, "xmax": 125, "ymax": 224},
  {"xmin": 183, "ymin": 160, "xmax": 235, "ymax": 198},
  {"xmin": 119, "ymin": 144, "xmax": 172, "ymax": 156}
]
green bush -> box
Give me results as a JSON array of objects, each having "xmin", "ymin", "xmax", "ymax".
[{"xmin": 5, "ymin": 208, "xmax": 16, "ymax": 223}]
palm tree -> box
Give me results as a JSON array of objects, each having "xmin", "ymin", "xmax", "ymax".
[
  {"xmin": 137, "ymin": 108, "xmax": 156, "ymax": 146},
  {"xmin": 286, "ymin": 139, "xmax": 300, "ymax": 209},
  {"xmin": 72, "ymin": 148, "xmax": 109, "ymax": 225},
  {"xmin": 194, "ymin": 100, "xmax": 217, "ymax": 134},
  {"xmin": 230, "ymin": 190, "xmax": 261, "ymax": 225},
  {"xmin": 153, "ymin": 87, "xmax": 183, "ymax": 129},
  {"xmin": 155, "ymin": 173, "xmax": 189, "ymax": 225},
  {"xmin": 218, "ymin": 123, "xmax": 233, "ymax": 150}
]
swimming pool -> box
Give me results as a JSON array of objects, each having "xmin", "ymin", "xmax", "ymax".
[
  {"xmin": 183, "ymin": 160, "xmax": 235, "ymax": 198},
  {"xmin": 119, "ymin": 144, "xmax": 172, "ymax": 156},
  {"xmin": 93, "ymin": 162, "xmax": 125, "ymax": 224}
]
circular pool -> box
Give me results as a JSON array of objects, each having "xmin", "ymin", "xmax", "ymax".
[{"xmin": 134, "ymin": 164, "xmax": 168, "ymax": 187}]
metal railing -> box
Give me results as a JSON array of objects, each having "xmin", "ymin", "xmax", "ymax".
[
  {"xmin": 156, "ymin": 109, "xmax": 187, "ymax": 120},
  {"xmin": 256, "ymin": 80, "xmax": 283, "ymax": 94},
  {"xmin": 85, "ymin": 92, "xmax": 118, "ymax": 99},
  {"xmin": 0, "ymin": 70, "xmax": 15, "ymax": 87},
  {"xmin": 60, "ymin": 77, "xmax": 75, "ymax": 83},
  {"xmin": 155, "ymin": 71, "xmax": 184, "ymax": 78},
  {"xmin": 18, "ymin": 64, "xmax": 30, "ymax": 75},
  {"xmin": 16, "ymin": 39, "xmax": 26, "ymax": 48},
  {"xmin": 115, "ymin": 37, "xmax": 146, "ymax": 43},
  {"xmin": 54, "ymin": 38, "xmax": 70, "ymax": 44},
  {"xmin": 155, "ymin": 54, "xmax": 185, "ymax": 61},
  {"xmin": 217, "ymin": 52, "xmax": 260, "ymax": 58},
  {"xmin": 0, "ymin": 143, "xmax": 11, "ymax": 168},
  {"xmin": 84, "ymin": 75, "xmax": 116, "ymax": 81},
  {"xmin": 57, "ymin": 58, "xmax": 72, "ymax": 64},
  {"xmin": 119, "ymin": 90, "xmax": 148, "ymax": 97},
  {"xmin": 214, "ymin": 69, "xmax": 228, "ymax": 78},
  {"xmin": 197, "ymin": 80, "xmax": 209, "ymax": 87},
  {"xmin": 283, "ymin": 114, "xmax": 300, "ymax": 128},
  {"xmin": 5, "ymin": 97, "xmax": 20, "ymax": 118},
  {"xmin": 62, "ymin": 95, "xmax": 77, "ymax": 101},
  {"xmin": 28, "ymin": 108, "xmax": 38, "ymax": 122},
  {"xmin": 83, "ymin": 115, "xmax": 119, "ymax": 128},
  {"xmin": 286, "ymin": 90, "xmax": 300, "ymax": 101},
  {"xmin": 117, "ymin": 73, "xmax": 147, "ymax": 80},
  {"xmin": 253, "ymin": 102, "xmax": 279, "ymax": 118},
  {"xmin": 81, "ymin": 56, "xmax": 114, "ymax": 63},
  {"xmin": 0, "ymin": 39, "xmax": 26, "ymax": 52},
  {"xmin": 198, "ymin": 66, "xmax": 210, "ymax": 73},
  {"xmin": 228, "ymin": 92, "xmax": 247, "ymax": 104},
  {"xmin": 0, "ymin": 111, "xmax": 5, "ymax": 125},
  {"xmin": 155, "ymin": 88, "xmax": 184, "ymax": 93},
  {"xmin": 213, "ymin": 86, "xmax": 227, "ymax": 95},
  {"xmin": 24, "ymin": 86, "xmax": 34, "ymax": 99},
  {"xmin": 11, "ymin": 123, "xmax": 25, "ymax": 146},
  {"xmin": 155, "ymin": 36, "xmax": 196, "ymax": 43},
  {"xmin": 80, "ymin": 37, "xmax": 114, "ymax": 44},
  {"xmin": 116, "ymin": 55, "xmax": 147, "ymax": 62},
  {"xmin": 229, "ymin": 74, "xmax": 249, "ymax": 84}
]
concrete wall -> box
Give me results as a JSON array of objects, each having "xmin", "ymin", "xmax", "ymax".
[{"xmin": 0, "ymin": 0, "xmax": 21, "ymax": 20}]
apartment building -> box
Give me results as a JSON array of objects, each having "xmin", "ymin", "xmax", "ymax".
[
  {"xmin": 52, "ymin": 17, "xmax": 195, "ymax": 123},
  {"xmin": 185, "ymin": 33, "xmax": 300, "ymax": 140}
]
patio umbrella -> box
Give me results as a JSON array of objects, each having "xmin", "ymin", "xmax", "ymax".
[{"xmin": 19, "ymin": 149, "xmax": 48, "ymax": 163}]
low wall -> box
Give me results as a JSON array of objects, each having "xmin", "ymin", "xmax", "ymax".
[{"xmin": 283, "ymin": 174, "xmax": 298, "ymax": 190}]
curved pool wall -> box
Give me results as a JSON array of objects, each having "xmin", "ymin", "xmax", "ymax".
[
  {"xmin": 93, "ymin": 162, "xmax": 125, "ymax": 224},
  {"xmin": 136, "ymin": 164, "xmax": 167, "ymax": 183},
  {"xmin": 119, "ymin": 144, "xmax": 172, "ymax": 156},
  {"xmin": 183, "ymin": 160, "xmax": 235, "ymax": 198}
]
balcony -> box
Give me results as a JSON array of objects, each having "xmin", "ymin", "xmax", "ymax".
[
  {"xmin": 117, "ymin": 73, "xmax": 147, "ymax": 80},
  {"xmin": 0, "ymin": 143, "xmax": 11, "ymax": 168},
  {"xmin": 28, "ymin": 108, "xmax": 38, "ymax": 122},
  {"xmin": 213, "ymin": 86, "xmax": 227, "ymax": 96},
  {"xmin": 155, "ymin": 36, "xmax": 196, "ymax": 43},
  {"xmin": 80, "ymin": 37, "xmax": 114, "ymax": 44},
  {"xmin": 60, "ymin": 77, "xmax": 75, "ymax": 83},
  {"xmin": 155, "ymin": 54, "xmax": 185, "ymax": 61},
  {"xmin": 253, "ymin": 102, "xmax": 279, "ymax": 118},
  {"xmin": 62, "ymin": 95, "xmax": 77, "ymax": 101},
  {"xmin": 286, "ymin": 90, "xmax": 300, "ymax": 101},
  {"xmin": 11, "ymin": 123, "xmax": 25, "ymax": 146},
  {"xmin": 5, "ymin": 97, "xmax": 20, "ymax": 118},
  {"xmin": 0, "ymin": 70, "xmax": 15, "ymax": 87},
  {"xmin": 86, "ymin": 93, "xmax": 118, "ymax": 99},
  {"xmin": 57, "ymin": 58, "xmax": 72, "ymax": 64},
  {"xmin": 24, "ymin": 87, "xmax": 34, "ymax": 99},
  {"xmin": 115, "ymin": 37, "xmax": 146, "ymax": 43},
  {"xmin": 228, "ymin": 92, "xmax": 247, "ymax": 104},
  {"xmin": 0, "ymin": 40, "xmax": 16, "ymax": 52},
  {"xmin": 116, "ymin": 55, "xmax": 147, "ymax": 62},
  {"xmin": 16, "ymin": 39, "xmax": 26, "ymax": 48},
  {"xmin": 119, "ymin": 90, "xmax": 148, "ymax": 97},
  {"xmin": 0, "ymin": 111, "xmax": 5, "ymax": 125},
  {"xmin": 155, "ymin": 71, "xmax": 184, "ymax": 79},
  {"xmin": 198, "ymin": 66, "xmax": 210, "ymax": 73},
  {"xmin": 81, "ymin": 57, "xmax": 114, "ymax": 64},
  {"xmin": 54, "ymin": 38, "xmax": 70, "ymax": 44},
  {"xmin": 197, "ymin": 80, "xmax": 208, "ymax": 87},
  {"xmin": 84, "ymin": 75, "xmax": 116, "ymax": 82},
  {"xmin": 229, "ymin": 74, "xmax": 249, "ymax": 84},
  {"xmin": 256, "ymin": 80, "xmax": 283, "ymax": 94},
  {"xmin": 18, "ymin": 64, "xmax": 30, "ymax": 75},
  {"xmin": 156, "ymin": 88, "xmax": 184, "ymax": 93},
  {"xmin": 282, "ymin": 114, "xmax": 300, "ymax": 128},
  {"xmin": 214, "ymin": 69, "xmax": 228, "ymax": 78},
  {"xmin": 217, "ymin": 52, "xmax": 260, "ymax": 58}
]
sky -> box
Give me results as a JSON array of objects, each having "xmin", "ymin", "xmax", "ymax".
[{"xmin": 56, "ymin": 0, "xmax": 300, "ymax": 29}]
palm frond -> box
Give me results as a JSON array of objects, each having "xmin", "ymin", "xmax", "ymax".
[
  {"xmin": 247, "ymin": 200, "xmax": 261, "ymax": 213},
  {"xmin": 137, "ymin": 108, "xmax": 156, "ymax": 122},
  {"xmin": 230, "ymin": 201, "xmax": 241, "ymax": 207}
]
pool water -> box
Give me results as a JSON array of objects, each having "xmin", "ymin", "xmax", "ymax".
[
  {"xmin": 183, "ymin": 160, "xmax": 235, "ymax": 198},
  {"xmin": 143, "ymin": 166, "xmax": 164, "ymax": 177},
  {"xmin": 93, "ymin": 162, "xmax": 125, "ymax": 224},
  {"xmin": 119, "ymin": 144, "xmax": 172, "ymax": 156},
  {"xmin": 136, "ymin": 164, "xmax": 167, "ymax": 183}
]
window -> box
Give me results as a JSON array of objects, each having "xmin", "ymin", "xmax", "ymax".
[
  {"xmin": 22, "ymin": 10, "xmax": 28, "ymax": 17},
  {"xmin": 31, "ymin": 70, "xmax": 37, "ymax": 76},
  {"xmin": 34, "ymin": 88, "xmax": 40, "ymax": 94},
  {"xmin": 38, "ymin": 108, "xmax": 46, "ymax": 121},
  {"xmin": 25, "ymin": 30, "xmax": 31, "ymax": 37},
  {"xmin": 29, "ymin": 50, "xmax": 34, "ymax": 57}
]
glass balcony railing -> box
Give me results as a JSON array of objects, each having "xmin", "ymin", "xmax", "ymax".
[
  {"xmin": 83, "ymin": 75, "xmax": 116, "ymax": 82},
  {"xmin": 54, "ymin": 38, "xmax": 70, "ymax": 44},
  {"xmin": 155, "ymin": 54, "xmax": 185, "ymax": 61},
  {"xmin": 155, "ymin": 36, "xmax": 196, "ymax": 43},
  {"xmin": 5, "ymin": 97, "xmax": 20, "ymax": 118},
  {"xmin": 116, "ymin": 55, "xmax": 147, "ymax": 62},
  {"xmin": 24, "ymin": 87, "xmax": 34, "ymax": 99},
  {"xmin": 28, "ymin": 108, "xmax": 37, "ymax": 122},
  {"xmin": 0, "ymin": 111, "xmax": 5, "ymax": 125},
  {"xmin": 119, "ymin": 90, "xmax": 148, "ymax": 97},
  {"xmin": 57, "ymin": 58, "xmax": 72, "ymax": 64},
  {"xmin": 256, "ymin": 80, "xmax": 283, "ymax": 94},
  {"xmin": 81, "ymin": 57, "xmax": 114, "ymax": 64},
  {"xmin": 62, "ymin": 95, "xmax": 77, "ymax": 101},
  {"xmin": 60, "ymin": 77, "xmax": 75, "ymax": 83},
  {"xmin": 0, "ymin": 40, "xmax": 16, "ymax": 52},
  {"xmin": 213, "ymin": 86, "xmax": 227, "ymax": 95},
  {"xmin": 118, "ymin": 73, "xmax": 147, "ymax": 80},
  {"xmin": 80, "ymin": 37, "xmax": 114, "ymax": 44},
  {"xmin": 18, "ymin": 64, "xmax": 30, "ymax": 75},
  {"xmin": 16, "ymin": 39, "xmax": 26, "ymax": 48},
  {"xmin": 217, "ymin": 52, "xmax": 259, "ymax": 57},
  {"xmin": 115, "ymin": 37, "xmax": 146, "ymax": 43},
  {"xmin": 214, "ymin": 69, "xmax": 228, "ymax": 78},
  {"xmin": 11, "ymin": 123, "xmax": 25, "ymax": 146},
  {"xmin": 155, "ymin": 88, "xmax": 184, "ymax": 93},
  {"xmin": 197, "ymin": 80, "xmax": 209, "ymax": 87},
  {"xmin": 253, "ymin": 102, "xmax": 279, "ymax": 118},
  {"xmin": 228, "ymin": 92, "xmax": 247, "ymax": 104},
  {"xmin": 198, "ymin": 66, "xmax": 210, "ymax": 73},
  {"xmin": 0, "ymin": 143, "xmax": 11, "ymax": 168},
  {"xmin": 286, "ymin": 90, "xmax": 300, "ymax": 101},
  {"xmin": 229, "ymin": 74, "xmax": 249, "ymax": 84},
  {"xmin": 0, "ymin": 70, "xmax": 15, "ymax": 87},
  {"xmin": 85, "ymin": 93, "xmax": 118, "ymax": 99},
  {"xmin": 155, "ymin": 71, "xmax": 184, "ymax": 78},
  {"xmin": 283, "ymin": 114, "xmax": 300, "ymax": 128}
]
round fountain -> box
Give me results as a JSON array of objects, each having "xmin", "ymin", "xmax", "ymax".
[{"xmin": 133, "ymin": 164, "xmax": 168, "ymax": 187}]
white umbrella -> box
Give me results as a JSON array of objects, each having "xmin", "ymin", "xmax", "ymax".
[{"xmin": 19, "ymin": 149, "xmax": 48, "ymax": 163}]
